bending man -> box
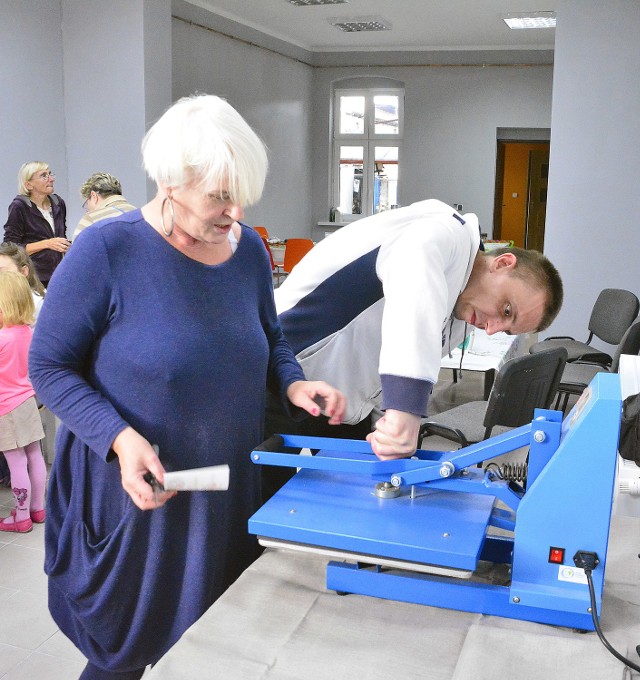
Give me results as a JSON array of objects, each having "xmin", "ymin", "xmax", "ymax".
[{"xmin": 263, "ymin": 199, "xmax": 563, "ymax": 498}]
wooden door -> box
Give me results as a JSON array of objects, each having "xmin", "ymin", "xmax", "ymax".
[
  {"xmin": 493, "ymin": 141, "xmax": 549, "ymax": 251},
  {"xmin": 525, "ymin": 148, "xmax": 549, "ymax": 251}
]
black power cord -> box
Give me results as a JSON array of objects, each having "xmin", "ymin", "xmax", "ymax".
[{"xmin": 573, "ymin": 551, "xmax": 640, "ymax": 673}]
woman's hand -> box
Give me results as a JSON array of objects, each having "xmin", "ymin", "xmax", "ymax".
[
  {"xmin": 26, "ymin": 238, "xmax": 71, "ymax": 255},
  {"xmin": 367, "ymin": 409, "xmax": 420, "ymax": 460},
  {"xmin": 47, "ymin": 237, "xmax": 72, "ymax": 253},
  {"xmin": 111, "ymin": 427, "xmax": 177, "ymax": 510},
  {"xmin": 286, "ymin": 380, "xmax": 346, "ymax": 425}
]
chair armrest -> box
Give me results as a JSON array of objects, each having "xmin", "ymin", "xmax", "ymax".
[
  {"xmin": 539, "ymin": 336, "xmax": 576, "ymax": 341},
  {"xmin": 573, "ymin": 352, "xmax": 611, "ymax": 367},
  {"xmin": 418, "ymin": 422, "xmax": 469, "ymax": 449}
]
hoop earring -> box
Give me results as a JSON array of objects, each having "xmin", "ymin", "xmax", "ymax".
[{"xmin": 160, "ymin": 196, "xmax": 175, "ymax": 237}]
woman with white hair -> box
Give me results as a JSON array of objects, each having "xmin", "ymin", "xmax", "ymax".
[
  {"xmin": 29, "ymin": 94, "xmax": 345, "ymax": 679},
  {"xmin": 3, "ymin": 161, "xmax": 71, "ymax": 286}
]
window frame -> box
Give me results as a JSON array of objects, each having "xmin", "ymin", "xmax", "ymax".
[{"xmin": 332, "ymin": 87, "xmax": 404, "ymax": 222}]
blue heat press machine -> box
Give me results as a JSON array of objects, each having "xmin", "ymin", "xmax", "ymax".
[{"xmin": 249, "ymin": 373, "xmax": 621, "ymax": 630}]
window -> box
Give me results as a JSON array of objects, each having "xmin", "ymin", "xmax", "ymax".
[{"xmin": 332, "ymin": 88, "xmax": 403, "ymax": 220}]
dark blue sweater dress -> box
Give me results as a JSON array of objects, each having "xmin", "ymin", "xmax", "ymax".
[{"xmin": 29, "ymin": 212, "xmax": 304, "ymax": 671}]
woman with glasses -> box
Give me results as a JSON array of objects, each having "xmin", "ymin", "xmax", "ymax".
[{"xmin": 3, "ymin": 161, "xmax": 71, "ymax": 287}]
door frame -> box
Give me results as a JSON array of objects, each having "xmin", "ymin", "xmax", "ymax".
[{"xmin": 493, "ymin": 128, "xmax": 551, "ymax": 247}]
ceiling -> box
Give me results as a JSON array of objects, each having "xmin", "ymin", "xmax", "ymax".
[{"xmin": 178, "ymin": 0, "xmax": 557, "ymax": 66}]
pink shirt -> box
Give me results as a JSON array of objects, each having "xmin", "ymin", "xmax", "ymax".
[{"xmin": 0, "ymin": 324, "xmax": 35, "ymax": 416}]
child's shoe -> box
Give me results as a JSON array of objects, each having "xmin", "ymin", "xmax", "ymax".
[
  {"xmin": 30, "ymin": 509, "xmax": 46, "ymax": 523},
  {"xmin": 0, "ymin": 515, "xmax": 33, "ymax": 533},
  {"xmin": 9, "ymin": 508, "xmax": 45, "ymax": 524}
]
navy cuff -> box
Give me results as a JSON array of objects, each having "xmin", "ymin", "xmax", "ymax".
[{"xmin": 380, "ymin": 374, "xmax": 434, "ymax": 417}]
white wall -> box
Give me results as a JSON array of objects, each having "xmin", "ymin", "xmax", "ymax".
[
  {"xmin": 144, "ymin": 0, "xmax": 174, "ymax": 199},
  {"xmin": 171, "ymin": 16, "xmax": 314, "ymax": 238},
  {"xmin": 311, "ymin": 65, "xmax": 553, "ymax": 234},
  {"xmin": 0, "ymin": 1, "xmax": 67, "ymax": 232},
  {"xmin": 0, "ymin": 0, "xmax": 171, "ymax": 240},
  {"xmin": 6, "ymin": 0, "xmax": 638, "ymax": 351},
  {"xmin": 61, "ymin": 0, "xmax": 171, "ymax": 237},
  {"xmin": 170, "ymin": 18, "xmax": 553, "ymax": 239},
  {"xmin": 0, "ymin": 2, "xmax": 553, "ymax": 244},
  {"xmin": 544, "ymin": 0, "xmax": 640, "ymax": 341}
]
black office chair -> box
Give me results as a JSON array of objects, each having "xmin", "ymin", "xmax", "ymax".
[
  {"xmin": 529, "ymin": 288, "xmax": 639, "ymax": 367},
  {"xmin": 418, "ymin": 347, "xmax": 567, "ymax": 449},
  {"xmin": 555, "ymin": 320, "xmax": 640, "ymax": 413}
]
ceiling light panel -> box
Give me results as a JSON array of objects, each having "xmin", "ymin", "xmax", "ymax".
[
  {"xmin": 503, "ymin": 12, "xmax": 556, "ymax": 29},
  {"xmin": 287, "ymin": 0, "xmax": 348, "ymax": 6},
  {"xmin": 328, "ymin": 16, "xmax": 392, "ymax": 32}
]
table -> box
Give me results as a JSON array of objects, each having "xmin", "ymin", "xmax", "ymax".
[
  {"xmin": 146, "ymin": 515, "xmax": 640, "ymax": 680},
  {"xmin": 268, "ymin": 243, "xmax": 285, "ymax": 267},
  {"xmin": 441, "ymin": 329, "xmax": 525, "ymax": 400}
]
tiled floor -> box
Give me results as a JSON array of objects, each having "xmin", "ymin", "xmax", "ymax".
[
  {"xmin": 0, "ymin": 482, "xmax": 86, "ymax": 679},
  {"xmin": 0, "ymin": 360, "xmax": 574, "ymax": 679}
]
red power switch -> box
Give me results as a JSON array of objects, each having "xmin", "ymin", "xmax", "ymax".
[{"xmin": 548, "ymin": 547, "xmax": 565, "ymax": 564}]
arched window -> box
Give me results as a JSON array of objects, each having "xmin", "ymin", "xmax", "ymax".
[{"xmin": 332, "ymin": 81, "xmax": 404, "ymax": 221}]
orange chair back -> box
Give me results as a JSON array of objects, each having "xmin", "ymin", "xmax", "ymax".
[
  {"xmin": 283, "ymin": 238, "xmax": 314, "ymax": 274},
  {"xmin": 260, "ymin": 237, "xmax": 276, "ymax": 270},
  {"xmin": 254, "ymin": 226, "xmax": 269, "ymax": 238},
  {"xmin": 261, "ymin": 237, "xmax": 286, "ymax": 286}
]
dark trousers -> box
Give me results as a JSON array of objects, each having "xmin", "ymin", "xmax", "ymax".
[
  {"xmin": 79, "ymin": 662, "xmax": 145, "ymax": 680},
  {"xmin": 261, "ymin": 391, "xmax": 373, "ymax": 503}
]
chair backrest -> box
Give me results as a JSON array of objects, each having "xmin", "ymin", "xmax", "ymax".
[
  {"xmin": 589, "ymin": 288, "xmax": 639, "ymax": 345},
  {"xmin": 611, "ymin": 320, "xmax": 640, "ymax": 371},
  {"xmin": 483, "ymin": 347, "xmax": 568, "ymax": 431},
  {"xmin": 254, "ymin": 226, "xmax": 269, "ymax": 239},
  {"xmin": 260, "ymin": 237, "xmax": 276, "ymax": 271},
  {"xmin": 283, "ymin": 238, "xmax": 314, "ymax": 274}
]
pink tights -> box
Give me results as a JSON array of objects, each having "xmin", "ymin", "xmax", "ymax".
[{"xmin": 3, "ymin": 441, "xmax": 47, "ymax": 523}]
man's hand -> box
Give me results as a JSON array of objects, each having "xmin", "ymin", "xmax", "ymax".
[
  {"xmin": 367, "ymin": 409, "xmax": 420, "ymax": 460},
  {"xmin": 286, "ymin": 380, "xmax": 346, "ymax": 425}
]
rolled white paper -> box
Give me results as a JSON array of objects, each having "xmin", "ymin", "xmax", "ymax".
[{"xmin": 162, "ymin": 465, "xmax": 230, "ymax": 491}]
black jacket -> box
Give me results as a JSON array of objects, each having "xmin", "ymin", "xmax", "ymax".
[{"xmin": 3, "ymin": 194, "xmax": 67, "ymax": 285}]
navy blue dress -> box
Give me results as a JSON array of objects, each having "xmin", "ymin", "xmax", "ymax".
[{"xmin": 29, "ymin": 212, "xmax": 304, "ymax": 671}]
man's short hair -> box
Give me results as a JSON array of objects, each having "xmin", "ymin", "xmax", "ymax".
[
  {"xmin": 488, "ymin": 246, "xmax": 563, "ymax": 332},
  {"xmin": 80, "ymin": 172, "xmax": 123, "ymax": 199}
]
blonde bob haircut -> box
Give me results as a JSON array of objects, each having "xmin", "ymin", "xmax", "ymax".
[
  {"xmin": 0, "ymin": 271, "xmax": 35, "ymax": 327},
  {"xmin": 141, "ymin": 94, "xmax": 268, "ymax": 208},
  {"xmin": 18, "ymin": 161, "xmax": 49, "ymax": 196}
]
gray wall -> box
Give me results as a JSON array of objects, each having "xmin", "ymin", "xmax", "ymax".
[
  {"xmin": 0, "ymin": 2, "xmax": 554, "ymax": 242},
  {"xmin": 544, "ymin": 0, "xmax": 640, "ymax": 341},
  {"xmin": 310, "ymin": 66, "xmax": 552, "ymax": 235},
  {"xmin": 0, "ymin": 2, "xmax": 67, "ymax": 224},
  {"xmin": 3, "ymin": 0, "xmax": 640, "ymax": 348},
  {"xmin": 171, "ymin": 15, "xmax": 314, "ymax": 237},
  {"xmin": 0, "ymin": 0, "xmax": 171, "ymax": 240},
  {"xmin": 170, "ymin": 13, "xmax": 552, "ymax": 238}
]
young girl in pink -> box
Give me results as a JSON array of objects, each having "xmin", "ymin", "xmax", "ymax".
[{"xmin": 0, "ymin": 271, "xmax": 46, "ymax": 533}]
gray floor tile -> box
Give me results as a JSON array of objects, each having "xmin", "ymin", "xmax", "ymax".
[
  {"xmin": 0, "ymin": 643, "xmax": 30, "ymax": 677},
  {"xmin": 0, "ymin": 651, "xmax": 85, "ymax": 680},
  {"xmin": 0, "ymin": 544, "xmax": 46, "ymax": 597},
  {"xmin": 0, "ymin": 590, "xmax": 57, "ymax": 650},
  {"xmin": 37, "ymin": 630, "xmax": 86, "ymax": 663}
]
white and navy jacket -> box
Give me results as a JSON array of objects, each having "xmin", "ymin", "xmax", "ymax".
[{"xmin": 275, "ymin": 199, "xmax": 480, "ymax": 424}]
